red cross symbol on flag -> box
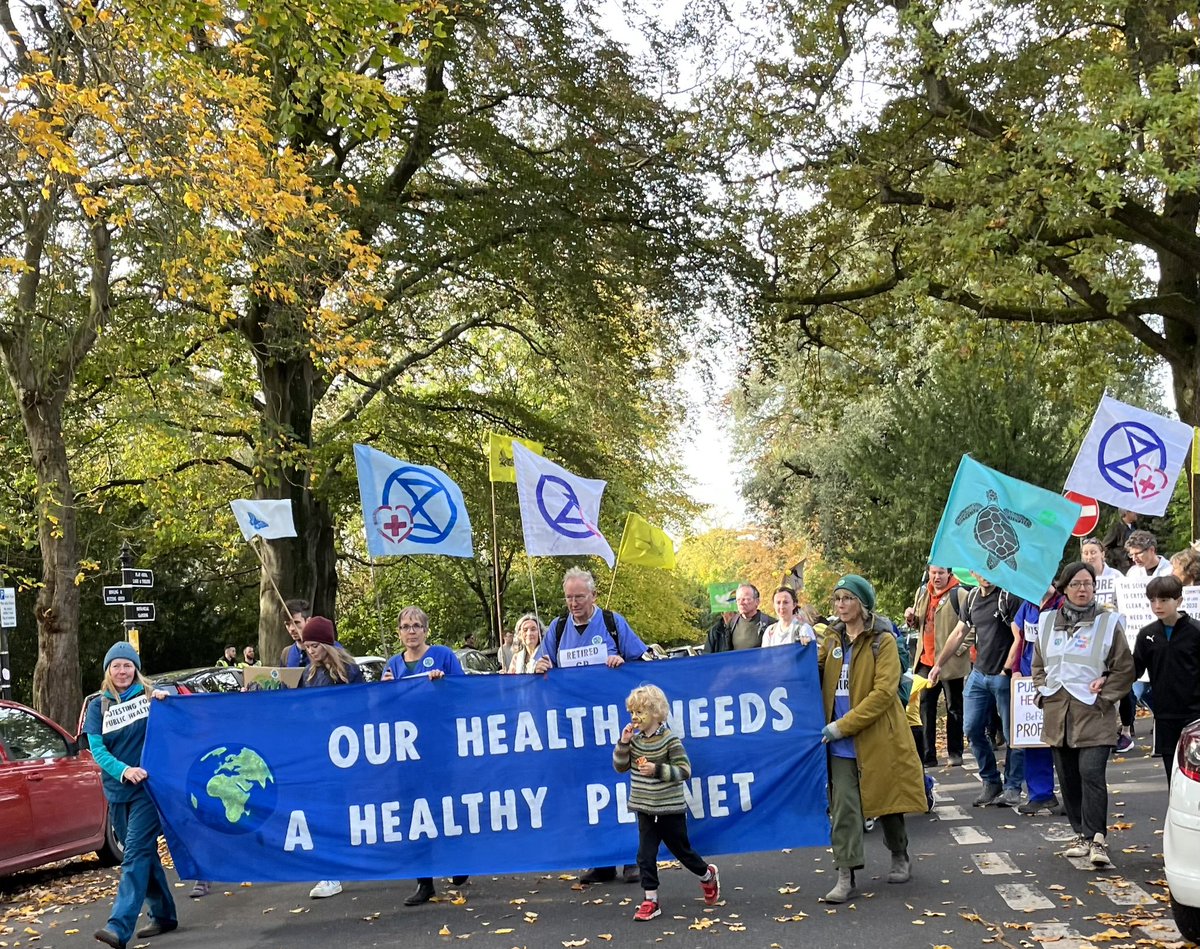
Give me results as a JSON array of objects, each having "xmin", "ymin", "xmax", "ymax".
[{"xmin": 374, "ymin": 505, "xmax": 414, "ymax": 543}]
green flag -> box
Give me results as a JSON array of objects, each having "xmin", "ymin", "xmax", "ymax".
[{"xmin": 708, "ymin": 582, "xmax": 739, "ymax": 613}]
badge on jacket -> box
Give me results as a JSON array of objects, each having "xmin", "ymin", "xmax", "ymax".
[{"xmin": 832, "ymin": 646, "xmax": 843, "ymax": 659}]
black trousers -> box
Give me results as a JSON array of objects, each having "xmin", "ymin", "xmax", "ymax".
[
  {"xmin": 1053, "ymin": 745, "xmax": 1110, "ymax": 841},
  {"xmin": 1157, "ymin": 718, "xmax": 1187, "ymax": 787},
  {"xmin": 915, "ymin": 666, "xmax": 963, "ymax": 762},
  {"xmin": 636, "ymin": 812, "xmax": 708, "ymax": 891}
]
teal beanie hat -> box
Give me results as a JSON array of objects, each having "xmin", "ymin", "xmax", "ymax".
[{"xmin": 833, "ymin": 574, "xmax": 876, "ymax": 612}]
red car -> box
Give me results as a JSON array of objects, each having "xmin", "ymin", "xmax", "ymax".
[{"xmin": 0, "ymin": 699, "xmax": 120, "ymax": 875}]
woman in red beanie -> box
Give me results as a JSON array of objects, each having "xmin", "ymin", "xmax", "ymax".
[{"xmin": 299, "ymin": 617, "xmax": 362, "ymax": 899}]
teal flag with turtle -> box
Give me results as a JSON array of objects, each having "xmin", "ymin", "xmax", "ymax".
[{"xmin": 929, "ymin": 456, "xmax": 1080, "ymax": 606}]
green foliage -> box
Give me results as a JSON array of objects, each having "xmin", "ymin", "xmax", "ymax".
[
  {"xmin": 734, "ymin": 316, "xmax": 1160, "ymax": 611},
  {"xmin": 702, "ymin": 0, "xmax": 1199, "ymax": 420}
]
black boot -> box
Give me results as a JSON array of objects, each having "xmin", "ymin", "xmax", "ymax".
[
  {"xmin": 404, "ymin": 879, "xmax": 435, "ymax": 906},
  {"xmin": 450, "ymin": 875, "xmax": 469, "ymax": 886}
]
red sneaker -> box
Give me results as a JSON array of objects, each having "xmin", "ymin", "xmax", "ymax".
[
  {"xmin": 633, "ymin": 899, "xmax": 661, "ymax": 921},
  {"xmin": 701, "ymin": 864, "xmax": 720, "ymax": 905}
]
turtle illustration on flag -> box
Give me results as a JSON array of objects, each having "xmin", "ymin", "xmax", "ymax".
[{"xmin": 954, "ymin": 489, "xmax": 1033, "ymax": 570}]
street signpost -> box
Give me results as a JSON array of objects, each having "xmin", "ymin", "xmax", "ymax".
[
  {"xmin": 124, "ymin": 603, "xmax": 156, "ymax": 623},
  {"xmin": 0, "ymin": 587, "xmax": 13, "ymax": 700},
  {"xmin": 103, "ymin": 586, "xmax": 132, "ymax": 605},
  {"xmin": 104, "ymin": 542, "xmax": 156, "ymax": 651}
]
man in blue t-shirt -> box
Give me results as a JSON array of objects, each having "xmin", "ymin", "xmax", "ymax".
[
  {"xmin": 534, "ymin": 567, "xmax": 649, "ymax": 672},
  {"xmin": 534, "ymin": 567, "xmax": 648, "ymax": 885}
]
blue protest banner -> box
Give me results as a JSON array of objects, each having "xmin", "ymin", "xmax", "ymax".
[{"xmin": 143, "ymin": 647, "xmax": 829, "ymax": 883}]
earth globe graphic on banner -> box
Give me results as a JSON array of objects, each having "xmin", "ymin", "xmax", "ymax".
[{"xmin": 187, "ymin": 745, "xmax": 278, "ymax": 835}]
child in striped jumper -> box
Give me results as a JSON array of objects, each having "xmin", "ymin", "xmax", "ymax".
[{"xmin": 614, "ymin": 684, "xmax": 720, "ymax": 921}]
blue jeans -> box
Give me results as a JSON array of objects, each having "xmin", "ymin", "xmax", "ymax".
[
  {"xmin": 108, "ymin": 788, "xmax": 176, "ymax": 944},
  {"xmin": 963, "ymin": 669, "xmax": 1024, "ymax": 791}
]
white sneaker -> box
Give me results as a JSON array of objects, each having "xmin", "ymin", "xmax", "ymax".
[
  {"xmin": 310, "ymin": 880, "xmax": 342, "ymax": 899},
  {"xmin": 1089, "ymin": 835, "xmax": 1112, "ymax": 868},
  {"xmin": 1063, "ymin": 835, "xmax": 1089, "ymax": 858}
]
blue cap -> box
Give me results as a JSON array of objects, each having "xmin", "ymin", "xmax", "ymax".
[{"xmin": 103, "ymin": 641, "xmax": 142, "ymax": 672}]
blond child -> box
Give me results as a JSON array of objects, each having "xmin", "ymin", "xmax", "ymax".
[{"xmin": 614, "ymin": 684, "xmax": 719, "ymax": 921}]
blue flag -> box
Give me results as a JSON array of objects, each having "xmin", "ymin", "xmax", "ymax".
[
  {"xmin": 929, "ymin": 456, "xmax": 1080, "ymax": 605},
  {"xmin": 354, "ymin": 443, "xmax": 473, "ymax": 559},
  {"xmin": 142, "ymin": 648, "xmax": 829, "ymax": 882}
]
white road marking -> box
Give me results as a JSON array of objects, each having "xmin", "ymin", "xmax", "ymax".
[
  {"xmin": 995, "ymin": 883, "xmax": 1054, "ymax": 911},
  {"xmin": 1041, "ymin": 823, "xmax": 1078, "ymax": 842},
  {"xmin": 933, "ymin": 805, "xmax": 971, "ymax": 821},
  {"xmin": 1131, "ymin": 918, "xmax": 1185, "ymax": 941},
  {"xmin": 949, "ymin": 826, "xmax": 992, "ymax": 845},
  {"xmin": 971, "ymin": 851, "xmax": 1021, "ymax": 875},
  {"xmin": 1030, "ymin": 922, "xmax": 1095, "ymax": 948},
  {"xmin": 1092, "ymin": 877, "xmax": 1155, "ymax": 905}
]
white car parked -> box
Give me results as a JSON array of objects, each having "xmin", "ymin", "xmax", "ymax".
[{"xmin": 1165, "ymin": 719, "xmax": 1200, "ymax": 943}]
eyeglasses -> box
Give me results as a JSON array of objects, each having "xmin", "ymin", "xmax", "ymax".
[
  {"xmin": 1127, "ymin": 548, "xmax": 1146, "ymax": 557},
  {"xmin": 832, "ymin": 594, "xmax": 857, "ymax": 604},
  {"xmin": 1066, "ymin": 580, "xmax": 1095, "ymax": 590},
  {"xmin": 398, "ymin": 623, "xmax": 426, "ymax": 632}
]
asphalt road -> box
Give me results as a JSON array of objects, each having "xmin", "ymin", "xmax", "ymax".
[{"xmin": 3, "ymin": 732, "xmax": 1191, "ymax": 949}]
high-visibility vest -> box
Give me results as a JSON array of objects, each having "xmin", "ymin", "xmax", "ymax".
[{"xmin": 1036, "ymin": 608, "xmax": 1121, "ymax": 706}]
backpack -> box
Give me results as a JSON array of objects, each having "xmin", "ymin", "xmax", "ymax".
[
  {"xmin": 552, "ymin": 609, "xmax": 621, "ymax": 664},
  {"xmin": 871, "ymin": 619, "xmax": 913, "ymax": 707}
]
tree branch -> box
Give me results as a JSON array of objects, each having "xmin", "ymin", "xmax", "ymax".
[{"xmin": 331, "ymin": 312, "xmax": 491, "ymax": 427}]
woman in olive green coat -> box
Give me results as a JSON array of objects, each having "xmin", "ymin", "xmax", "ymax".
[{"xmin": 818, "ymin": 575, "xmax": 929, "ymax": 904}]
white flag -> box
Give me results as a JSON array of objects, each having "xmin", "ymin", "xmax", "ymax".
[
  {"xmin": 230, "ymin": 499, "xmax": 297, "ymax": 541},
  {"xmin": 512, "ymin": 442, "xmax": 615, "ymax": 567},
  {"xmin": 1063, "ymin": 394, "xmax": 1192, "ymax": 516}
]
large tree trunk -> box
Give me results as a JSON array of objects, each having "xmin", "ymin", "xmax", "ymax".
[
  {"xmin": 243, "ymin": 305, "xmax": 338, "ymax": 661},
  {"xmin": 20, "ymin": 392, "xmax": 83, "ymax": 728}
]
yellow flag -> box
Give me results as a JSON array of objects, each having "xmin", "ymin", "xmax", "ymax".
[
  {"xmin": 617, "ymin": 512, "xmax": 676, "ymax": 569},
  {"xmin": 487, "ymin": 432, "xmax": 544, "ymax": 483}
]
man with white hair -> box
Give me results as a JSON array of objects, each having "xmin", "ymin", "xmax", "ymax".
[
  {"xmin": 534, "ymin": 567, "xmax": 649, "ymax": 672},
  {"xmin": 534, "ymin": 567, "xmax": 649, "ymax": 885}
]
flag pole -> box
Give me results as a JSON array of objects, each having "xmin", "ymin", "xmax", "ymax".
[
  {"xmin": 249, "ymin": 536, "xmax": 292, "ymax": 616},
  {"xmin": 1185, "ymin": 429, "xmax": 1195, "ymax": 544},
  {"xmin": 526, "ymin": 555, "xmax": 540, "ymax": 624},
  {"xmin": 490, "ymin": 479, "xmax": 504, "ymax": 645},
  {"xmin": 605, "ymin": 560, "xmax": 621, "ymax": 610},
  {"xmin": 368, "ymin": 552, "xmax": 388, "ymax": 655},
  {"xmin": 605, "ymin": 514, "xmax": 631, "ymax": 609}
]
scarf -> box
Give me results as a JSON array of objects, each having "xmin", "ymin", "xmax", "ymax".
[{"xmin": 1058, "ymin": 598, "xmax": 1100, "ymax": 627}]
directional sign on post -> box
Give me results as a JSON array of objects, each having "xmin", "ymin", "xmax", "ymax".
[
  {"xmin": 122, "ymin": 569, "xmax": 154, "ymax": 588},
  {"xmin": 103, "ymin": 586, "xmax": 132, "ymax": 605},
  {"xmin": 124, "ymin": 603, "xmax": 156, "ymax": 623},
  {"xmin": 0, "ymin": 588, "xmax": 15, "ymax": 628}
]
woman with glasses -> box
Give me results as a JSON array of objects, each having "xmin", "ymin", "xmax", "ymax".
[
  {"xmin": 381, "ymin": 606, "xmax": 467, "ymax": 904},
  {"xmin": 1031, "ymin": 562, "xmax": 1135, "ymax": 869},
  {"xmin": 817, "ymin": 575, "xmax": 927, "ymax": 904}
]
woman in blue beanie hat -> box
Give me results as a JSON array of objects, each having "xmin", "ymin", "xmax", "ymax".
[{"xmin": 83, "ymin": 643, "xmax": 177, "ymax": 949}]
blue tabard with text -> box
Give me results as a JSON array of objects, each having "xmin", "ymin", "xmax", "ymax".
[{"xmin": 142, "ymin": 647, "xmax": 830, "ymax": 882}]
